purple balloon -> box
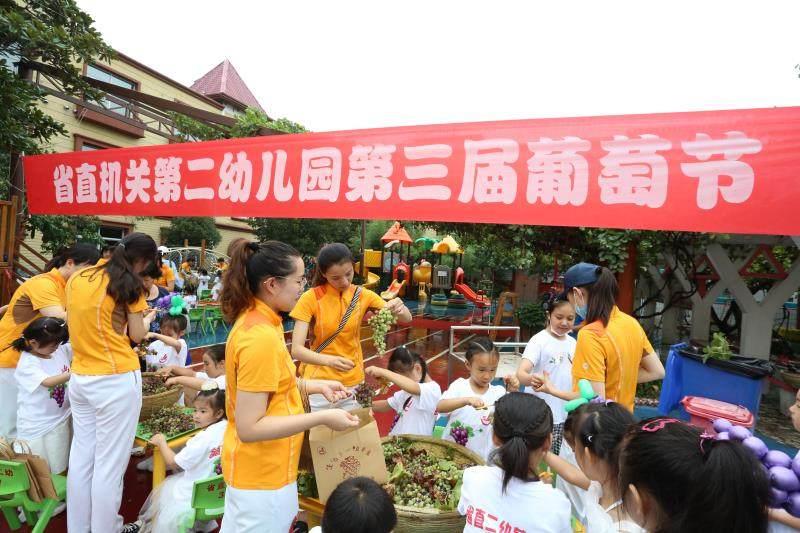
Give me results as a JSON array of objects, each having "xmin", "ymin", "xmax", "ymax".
[
  {"xmin": 793, "ymin": 455, "xmax": 800, "ymax": 479},
  {"xmin": 728, "ymin": 425, "xmax": 751, "ymax": 441},
  {"xmin": 715, "ymin": 431, "xmax": 730, "ymax": 441},
  {"xmin": 713, "ymin": 418, "xmax": 733, "ymax": 433},
  {"xmin": 770, "ymin": 466, "xmax": 800, "ymax": 492},
  {"xmin": 769, "ymin": 487, "xmax": 789, "ymax": 508},
  {"xmin": 742, "ymin": 436, "xmax": 768, "ymax": 459},
  {"xmin": 765, "ymin": 450, "xmax": 793, "ymax": 469},
  {"xmin": 787, "ymin": 491, "xmax": 800, "ymax": 518}
]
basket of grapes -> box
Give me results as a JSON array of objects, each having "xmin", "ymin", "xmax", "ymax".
[
  {"xmin": 382, "ymin": 435, "xmax": 484, "ymax": 532},
  {"xmin": 140, "ymin": 372, "xmax": 182, "ymax": 422},
  {"xmin": 137, "ymin": 405, "xmax": 196, "ymax": 441},
  {"xmin": 298, "ymin": 435, "xmax": 483, "ymax": 532}
]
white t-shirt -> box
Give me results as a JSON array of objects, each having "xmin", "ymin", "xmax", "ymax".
[
  {"xmin": 441, "ymin": 378, "xmax": 506, "ymax": 460},
  {"xmin": 458, "ymin": 465, "xmax": 572, "ymax": 533},
  {"xmin": 388, "ymin": 380, "xmax": 442, "ymax": 437},
  {"xmin": 522, "ymin": 329, "xmax": 576, "ymax": 425},
  {"xmin": 173, "ymin": 419, "xmax": 227, "ymax": 500},
  {"xmin": 15, "ymin": 344, "xmax": 73, "ymax": 440},
  {"xmin": 556, "ymin": 441, "xmax": 587, "ymax": 525},
  {"xmin": 146, "ymin": 339, "xmax": 188, "ymax": 370},
  {"xmin": 198, "ymin": 275, "xmax": 210, "ymax": 292},
  {"xmin": 211, "ymin": 282, "xmax": 223, "ymax": 301},
  {"xmin": 195, "ymin": 371, "xmax": 226, "ymax": 390},
  {"xmin": 582, "ymin": 481, "xmax": 645, "ymax": 533}
]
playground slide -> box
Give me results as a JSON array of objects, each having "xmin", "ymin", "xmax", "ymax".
[
  {"xmin": 454, "ymin": 283, "xmax": 490, "ymax": 308},
  {"xmin": 381, "ymin": 280, "xmax": 406, "ymax": 300},
  {"xmin": 364, "ymin": 271, "xmax": 380, "ymax": 290}
]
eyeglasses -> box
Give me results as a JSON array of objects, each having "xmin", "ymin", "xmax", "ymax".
[{"xmin": 274, "ymin": 276, "xmax": 308, "ymax": 288}]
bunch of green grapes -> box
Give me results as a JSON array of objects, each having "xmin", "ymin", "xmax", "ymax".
[
  {"xmin": 368, "ymin": 308, "xmax": 397, "ymax": 353},
  {"xmin": 382, "ymin": 439, "xmax": 473, "ymax": 510},
  {"xmin": 141, "ymin": 405, "xmax": 194, "ymax": 437}
]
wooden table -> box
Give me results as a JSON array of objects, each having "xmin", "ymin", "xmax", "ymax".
[{"xmin": 134, "ymin": 429, "xmax": 201, "ymax": 489}]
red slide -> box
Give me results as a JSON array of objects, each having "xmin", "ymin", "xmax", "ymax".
[{"xmin": 454, "ymin": 283, "xmax": 489, "ymax": 308}]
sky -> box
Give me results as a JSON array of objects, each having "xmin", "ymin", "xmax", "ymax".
[{"xmin": 76, "ymin": 1, "xmax": 800, "ymax": 133}]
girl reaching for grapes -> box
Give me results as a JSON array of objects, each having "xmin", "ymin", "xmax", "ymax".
[
  {"xmin": 366, "ymin": 347, "xmax": 442, "ymax": 436},
  {"xmin": 437, "ymin": 336, "xmax": 520, "ymax": 460},
  {"xmin": 123, "ymin": 385, "xmax": 228, "ymax": 533},
  {"xmin": 158, "ymin": 344, "xmax": 226, "ymax": 406},
  {"xmin": 458, "ymin": 393, "xmax": 572, "ymax": 532},
  {"xmin": 290, "ymin": 243, "xmax": 411, "ymax": 412},
  {"xmin": 12, "ymin": 317, "xmax": 72, "ymax": 476}
]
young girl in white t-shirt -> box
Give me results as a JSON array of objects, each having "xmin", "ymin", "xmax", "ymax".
[
  {"xmin": 144, "ymin": 313, "xmax": 189, "ymax": 371},
  {"xmin": 437, "ymin": 336, "xmax": 519, "ymax": 460},
  {"xmin": 516, "ymin": 297, "xmax": 576, "ymax": 455},
  {"xmin": 366, "ymin": 347, "xmax": 441, "ymax": 437},
  {"xmin": 13, "ymin": 317, "xmax": 72, "ymax": 474},
  {"xmin": 458, "ymin": 392, "xmax": 572, "ymax": 533},
  {"xmin": 159, "ymin": 345, "xmax": 226, "ymax": 407},
  {"xmin": 123, "ymin": 385, "xmax": 228, "ymax": 533},
  {"xmin": 545, "ymin": 401, "xmax": 643, "ymax": 533}
]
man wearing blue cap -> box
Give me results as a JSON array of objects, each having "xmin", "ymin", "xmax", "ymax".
[{"xmin": 561, "ymin": 262, "xmax": 665, "ymax": 411}]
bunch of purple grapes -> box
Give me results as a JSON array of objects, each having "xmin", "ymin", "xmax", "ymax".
[
  {"xmin": 450, "ymin": 425, "xmax": 469, "ymax": 446},
  {"xmin": 49, "ymin": 384, "xmax": 66, "ymax": 408}
]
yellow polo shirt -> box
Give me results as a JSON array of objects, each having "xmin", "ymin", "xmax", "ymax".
[
  {"xmin": 0, "ymin": 269, "xmax": 66, "ymax": 368},
  {"xmin": 222, "ymin": 299, "xmax": 305, "ymax": 490},
  {"xmin": 66, "ymin": 267, "xmax": 148, "ymax": 375},
  {"xmin": 156, "ymin": 263, "xmax": 174, "ymax": 289},
  {"xmin": 572, "ymin": 306, "xmax": 655, "ymax": 411},
  {"xmin": 290, "ymin": 284, "xmax": 385, "ymax": 387}
]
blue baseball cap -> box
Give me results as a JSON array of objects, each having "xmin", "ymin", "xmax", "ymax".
[{"xmin": 561, "ymin": 262, "xmax": 602, "ymax": 297}]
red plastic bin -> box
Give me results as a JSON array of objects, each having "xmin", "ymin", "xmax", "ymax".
[{"xmin": 681, "ymin": 396, "xmax": 754, "ymax": 433}]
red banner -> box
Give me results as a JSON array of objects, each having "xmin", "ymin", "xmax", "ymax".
[{"xmin": 21, "ymin": 106, "xmax": 800, "ymax": 235}]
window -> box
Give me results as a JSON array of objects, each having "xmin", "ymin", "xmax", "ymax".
[
  {"xmin": 74, "ymin": 135, "xmax": 118, "ymax": 152},
  {"xmin": 86, "ymin": 64, "xmax": 136, "ymax": 118},
  {"xmin": 99, "ymin": 225, "xmax": 128, "ymax": 245}
]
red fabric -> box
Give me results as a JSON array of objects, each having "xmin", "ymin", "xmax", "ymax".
[{"xmin": 22, "ymin": 106, "xmax": 800, "ymax": 235}]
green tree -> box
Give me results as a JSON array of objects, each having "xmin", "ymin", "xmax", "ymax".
[
  {"xmin": 1, "ymin": 0, "xmax": 113, "ymax": 251},
  {"xmin": 26, "ymin": 215, "xmax": 103, "ymax": 256},
  {"xmin": 249, "ymin": 218, "xmax": 360, "ymax": 257},
  {"xmin": 164, "ymin": 217, "xmax": 222, "ymax": 249}
]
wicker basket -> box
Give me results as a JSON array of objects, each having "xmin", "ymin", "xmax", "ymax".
[
  {"xmin": 300, "ymin": 435, "xmax": 484, "ymax": 532},
  {"xmin": 139, "ymin": 372, "xmax": 182, "ymax": 422},
  {"xmin": 382, "ymin": 435, "xmax": 484, "ymax": 533},
  {"xmin": 781, "ymin": 371, "xmax": 800, "ymax": 390}
]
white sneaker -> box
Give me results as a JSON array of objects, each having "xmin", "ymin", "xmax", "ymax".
[
  {"xmin": 136, "ymin": 456, "xmax": 154, "ymax": 472},
  {"xmin": 130, "ymin": 446, "xmax": 145, "ymax": 457}
]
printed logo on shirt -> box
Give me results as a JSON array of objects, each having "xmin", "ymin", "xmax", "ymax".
[
  {"xmin": 159, "ymin": 354, "xmax": 168, "ymax": 364},
  {"xmin": 466, "ymin": 505, "xmax": 524, "ymax": 532}
]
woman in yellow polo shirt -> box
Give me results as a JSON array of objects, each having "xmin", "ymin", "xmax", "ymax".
[
  {"xmin": 0, "ymin": 243, "xmax": 98, "ymax": 439},
  {"xmin": 65, "ymin": 233, "xmax": 157, "ymax": 533},
  {"xmin": 290, "ymin": 243, "xmax": 412, "ymax": 412},
  {"xmin": 565, "ymin": 262, "xmax": 665, "ymax": 411},
  {"xmin": 219, "ymin": 240, "xmax": 359, "ymax": 533}
]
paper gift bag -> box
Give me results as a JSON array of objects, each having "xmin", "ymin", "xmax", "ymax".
[
  {"xmin": 309, "ymin": 408, "xmax": 388, "ymax": 503},
  {"xmin": 12, "ymin": 441, "xmax": 57, "ymax": 502}
]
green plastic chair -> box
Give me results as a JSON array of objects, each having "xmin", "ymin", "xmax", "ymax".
[
  {"xmin": 199, "ymin": 289, "xmax": 212, "ymax": 301},
  {"xmin": 179, "ymin": 474, "xmax": 226, "ymax": 533},
  {"xmin": 188, "ymin": 308, "xmax": 208, "ymax": 335},
  {"xmin": 0, "ymin": 459, "xmax": 66, "ymax": 533},
  {"xmin": 204, "ymin": 307, "xmax": 229, "ymax": 334}
]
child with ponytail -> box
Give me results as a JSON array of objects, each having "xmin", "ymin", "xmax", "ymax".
[
  {"xmin": 544, "ymin": 401, "xmax": 642, "ymax": 532},
  {"xmin": 458, "ymin": 392, "xmax": 572, "ymax": 532},
  {"xmin": 366, "ymin": 346, "xmax": 441, "ymax": 436},
  {"xmin": 124, "ymin": 385, "xmax": 228, "ymax": 533},
  {"xmin": 13, "ymin": 317, "xmax": 72, "ymax": 475},
  {"xmin": 619, "ymin": 417, "xmax": 770, "ymax": 533}
]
